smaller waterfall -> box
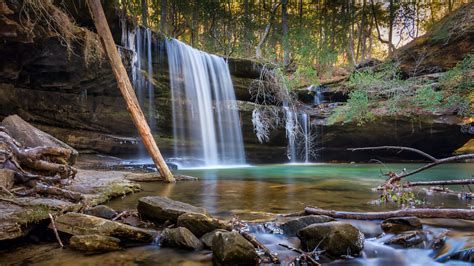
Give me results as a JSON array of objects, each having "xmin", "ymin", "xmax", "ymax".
[
  {"xmin": 301, "ymin": 112, "xmax": 310, "ymax": 163},
  {"xmin": 283, "ymin": 103, "xmax": 313, "ymax": 163},
  {"xmin": 283, "ymin": 103, "xmax": 297, "ymax": 163}
]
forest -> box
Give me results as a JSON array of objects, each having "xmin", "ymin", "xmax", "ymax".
[{"xmin": 0, "ymin": 0, "xmax": 473, "ymax": 265}]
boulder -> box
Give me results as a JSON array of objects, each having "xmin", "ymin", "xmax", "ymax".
[
  {"xmin": 69, "ymin": 234, "xmax": 121, "ymax": 253},
  {"xmin": 297, "ymin": 221, "xmax": 365, "ymax": 258},
  {"xmin": 200, "ymin": 229, "xmax": 227, "ymax": 248},
  {"xmin": 160, "ymin": 227, "xmax": 203, "ymax": 250},
  {"xmin": 0, "ymin": 169, "xmax": 15, "ymax": 189},
  {"xmin": 384, "ymin": 230, "xmax": 428, "ymax": 248},
  {"xmin": 280, "ymin": 215, "xmax": 335, "ymax": 236},
  {"xmin": 381, "ymin": 217, "xmax": 422, "ymax": 234},
  {"xmin": 54, "ymin": 212, "xmax": 155, "ymax": 242},
  {"xmin": 137, "ymin": 196, "xmax": 207, "ymax": 223},
  {"xmin": 84, "ymin": 205, "xmax": 118, "ymax": 220},
  {"xmin": 177, "ymin": 213, "xmax": 228, "ymax": 237},
  {"xmin": 1, "ymin": 115, "xmax": 78, "ymax": 164},
  {"xmin": 212, "ymin": 231, "xmax": 258, "ymax": 265}
]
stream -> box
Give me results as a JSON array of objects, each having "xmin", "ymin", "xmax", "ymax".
[{"xmin": 2, "ymin": 163, "xmax": 474, "ymax": 265}]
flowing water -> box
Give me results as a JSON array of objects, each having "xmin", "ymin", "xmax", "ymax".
[{"xmin": 166, "ymin": 39, "xmax": 245, "ymax": 167}]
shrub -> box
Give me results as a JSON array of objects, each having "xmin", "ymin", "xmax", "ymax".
[
  {"xmin": 328, "ymin": 90, "xmax": 374, "ymax": 125},
  {"xmin": 445, "ymin": 94, "xmax": 470, "ymax": 115},
  {"xmin": 413, "ymin": 85, "xmax": 443, "ymax": 111}
]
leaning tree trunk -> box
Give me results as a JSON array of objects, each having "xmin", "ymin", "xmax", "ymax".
[{"xmin": 86, "ymin": 0, "xmax": 175, "ymax": 182}]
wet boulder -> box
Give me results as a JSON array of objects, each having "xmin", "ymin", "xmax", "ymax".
[
  {"xmin": 69, "ymin": 234, "xmax": 121, "ymax": 253},
  {"xmin": 137, "ymin": 196, "xmax": 208, "ymax": 223},
  {"xmin": 280, "ymin": 215, "xmax": 335, "ymax": 236},
  {"xmin": 212, "ymin": 231, "xmax": 258, "ymax": 265},
  {"xmin": 384, "ymin": 230, "xmax": 429, "ymax": 248},
  {"xmin": 54, "ymin": 212, "xmax": 155, "ymax": 242},
  {"xmin": 177, "ymin": 213, "xmax": 228, "ymax": 237},
  {"xmin": 160, "ymin": 227, "xmax": 203, "ymax": 250},
  {"xmin": 297, "ymin": 221, "xmax": 365, "ymax": 258},
  {"xmin": 84, "ymin": 205, "xmax": 118, "ymax": 220},
  {"xmin": 381, "ymin": 217, "xmax": 422, "ymax": 234},
  {"xmin": 200, "ymin": 229, "xmax": 227, "ymax": 248}
]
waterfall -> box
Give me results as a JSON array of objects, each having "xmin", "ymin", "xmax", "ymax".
[
  {"xmin": 283, "ymin": 103, "xmax": 297, "ymax": 163},
  {"xmin": 284, "ymin": 103, "xmax": 313, "ymax": 163},
  {"xmin": 120, "ymin": 23, "xmax": 157, "ymax": 158},
  {"xmin": 166, "ymin": 38, "xmax": 246, "ymax": 166},
  {"xmin": 301, "ymin": 112, "xmax": 310, "ymax": 163}
]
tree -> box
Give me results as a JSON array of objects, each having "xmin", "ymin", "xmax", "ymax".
[{"xmin": 281, "ymin": 0, "xmax": 289, "ymax": 67}]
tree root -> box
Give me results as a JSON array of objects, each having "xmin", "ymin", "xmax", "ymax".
[{"xmin": 0, "ymin": 127, "xmax": 78, "ymax": 202}]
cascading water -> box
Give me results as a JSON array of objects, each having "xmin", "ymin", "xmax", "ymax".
[
  {"xmin": 121, "ymin": 26, "xmax": 157, "ymax": 158},
  {"xmin": 283, "ymin": 102, "xmax": 313, "ymax": 163},
  {"xmin": 166, "ymin": 38, "xmax": 246, "ymax": 166}
]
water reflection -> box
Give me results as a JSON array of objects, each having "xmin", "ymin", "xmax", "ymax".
[{"xmin": 108, "ymin": 163, "xmax": 474, "ymax": 220}]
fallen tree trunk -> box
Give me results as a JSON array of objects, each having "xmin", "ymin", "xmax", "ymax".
[
  {"xmin": 305, "ymin": 207, "xmax": 474, "ymax": 220},
  {"xmin": 403, "ymin": 178, "xmax": 474, "ymax": 188},
  {"xmin": 86, "ymin": 0, "xmax": 175, "ymax": 183}
]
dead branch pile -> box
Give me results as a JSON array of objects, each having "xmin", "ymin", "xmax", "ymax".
[{"xmin": 0, "ymin": 126, "xmax": 80, "ymax": 202}]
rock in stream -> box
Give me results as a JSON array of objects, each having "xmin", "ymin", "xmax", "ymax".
[
  {"xmin": 177, "ymin": 213, "xmax": 228, "ymax": 237},
  {"xmin": 54, "ymin": 212, "xmax": 155, "ymax": 242},
  {"xmin": 137, "ymin": 196, "xmax": 208, "ymax": 223},
  {"xmin": 160, "ymin": 227, "xmax": 203, "ymax": 250},
  {"xmin": 211, "ymin": 231, "xmax": 258, "ymax": 265},
  {"xmin": 297, "ymin": 221, "xmax": 365, "ymax": 258}
]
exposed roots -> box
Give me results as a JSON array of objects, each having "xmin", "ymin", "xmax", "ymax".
[{"xmin": 0, "ymin": 127, "xmax": 80, "ymax": 202}]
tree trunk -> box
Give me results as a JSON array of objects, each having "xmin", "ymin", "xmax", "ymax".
[
  {"xmin": 160, "ymin": 0, "xmax": 167, "ymax": 34},
  {"xmin": 86, "ymin": 0, "xmax": 175, "ymax": 182},
  {"xmin": 388, "ymin": 0, "xmax": 394, "ymax": 56},
  {"xmin": 191, "ymin": 0, "xmax": 198, "ymax": 46},
  {"xmin": 141, "ymin": 0, "xmax": 148, "ymax": 28},
  {"xmin": 281, "ymin": 0, "xmax": 289, "ymax": 67},
  {"xmin": 305, "ymin": 207, "xmax": 474, "ymax": 220},
  {"xmin": 256, "ymin": 2, "xmax": 281, "ymax": 59}
]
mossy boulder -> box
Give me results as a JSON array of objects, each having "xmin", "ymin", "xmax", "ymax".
[
  {"xmin": 212, "ymin": 231, "xmax": 258, "ymax": 265},
  {"xmin": 54, "ymin": 212, "xmax": 155, "ymax": 242},
  {"xmin": 177, "ymin": 213, "xmax": 228, "ymax": 238},
  {"xmin": 297, "ymin": 221, "xmax": 365, "ymax": 258},
  {"xmin": 69, "ymin": 234, "xmax": 121, "ymax": 253},
  {"xmin": 381, "ymin": 217, "xmax": 422, "ymax": 234},
  {"xmin": 160, "ymin": 227, "xmax": 203, "ymax": 250},
  {"xmin": 137, "ymin": 196, "xmax": 208, "ymax": 223}
]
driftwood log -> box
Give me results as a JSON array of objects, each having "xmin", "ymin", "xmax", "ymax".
[
  {"xmin": 0, "ymin": 126, "xmax": 80, "ymax": 201},
  {"xmin": 403, "ymin": 178, "xmax": 474, "ymax": 188},
  {"xmin": 305, "ymin": 207, "xmax": 474, "ymax": 220}
]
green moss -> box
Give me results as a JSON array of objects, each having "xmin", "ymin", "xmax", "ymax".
[{"xmin": 17, "ymin": 205, "xmax": 50, "ymax": 225}]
